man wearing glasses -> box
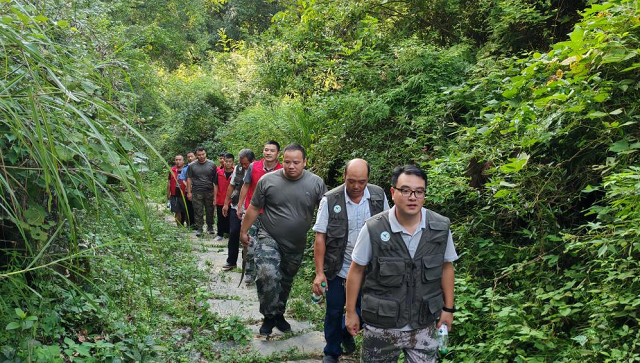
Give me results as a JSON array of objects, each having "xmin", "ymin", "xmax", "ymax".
[{"xmin": 344, "ymin": 165, "xmax": 458, "ymax": 362}]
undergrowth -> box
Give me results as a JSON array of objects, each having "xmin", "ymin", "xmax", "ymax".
[{"xmin": 0, "ymin": 204, "xmax": 253, "ymax": 362}]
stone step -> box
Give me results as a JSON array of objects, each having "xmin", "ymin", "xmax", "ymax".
[
  {"xmin": 250, "ymin": 330, "xmax": 325, "ymax": 358},
  {"xmin": 208, "ymin": 299, "xmax": 262, "ymax": 321}
]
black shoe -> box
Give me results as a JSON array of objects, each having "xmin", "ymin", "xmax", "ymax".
[
  {"xmin": 322, "ymin": 355, "xmax": 339, "ymax": 363},
  {"xmin": 221, "ymin": 264, "xmax": 236, "ymax": 271},
  {"xmin": 275, "ymin": 314, "xmax": 291, "ymax": 333},
  {"xmin": 342, "ymin": 338, "xmax": 356, "ymax": 355},
  {"xmin": 195, "ymin": 231, "xmax": 203, "ymax": 237},
  {"xmin": 259, "ymin": 317, "xmax": 276, "ymax": 336},
  {"xmin": 207, "ymin": 229, "xmax": 215, "ymax": 235}
]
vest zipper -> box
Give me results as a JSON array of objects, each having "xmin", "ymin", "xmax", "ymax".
[{"xmin": 406, "ymin": 260, "xmax": 417, "ymax": 326}]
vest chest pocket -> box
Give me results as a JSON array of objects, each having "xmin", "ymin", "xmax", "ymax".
[
  {"xmin": 378, "ymin": 258, "xmax": 406, "ymax": 287},
  {"xmin": 362, "ymin": 294, "xmax": 400, "ymax": 328},
  {"xmin": 428, "ymin": 221, "xmax": 449, "ymax": 244},
  {"xmin": 422, "ymin": 254, "xmax": 444, "ymax": 282},
  {"xmin": 419, "ymin": 293, "xmax": 444, "ymax": 325}
]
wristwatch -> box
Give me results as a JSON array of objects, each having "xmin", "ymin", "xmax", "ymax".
[{"xmin": 442, "ymin": 306, "xmax": 456, "ymax": 313}]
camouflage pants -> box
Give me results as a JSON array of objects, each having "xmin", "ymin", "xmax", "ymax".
[
  {"xmin": 361, "ymin": 324, "xmax": 438, "ymax": 363},
  {"xmin": 243, "ymin": 220, "xmax": 259, "ymax": 280},
  {"xmin": 254, "ymin": 233, "xmax": 303, "ymax": 318},
  {"xmin": 192, "ymin": 191, "xmax": 214, "ymax": 232}
]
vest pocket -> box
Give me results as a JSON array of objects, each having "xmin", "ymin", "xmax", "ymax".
[
  {"xmin": 428, "ymin": 221, "xmax": 449, "ymax": 244},
  {"xmin": 419, "ymin": 293, "xmax": 444, "ymax": 325},
  {"xmin": 378, "ymin": 258, "xmax": 406, "ymax": 287},
  {"xmin": 362, "ymin": 294, "xmax": 400, "ymax": 327},
  {"xmin": 422, "ymin": 254, "xmax": 444, "ymax": 282},
  {"xmin": 323, "ymin": 254, "xmax": 337, "ymax": 275}
]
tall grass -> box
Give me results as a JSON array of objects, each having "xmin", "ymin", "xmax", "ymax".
[{"xmin": 0, "ymin": 0, "xmax": 163, "ymax": 324}]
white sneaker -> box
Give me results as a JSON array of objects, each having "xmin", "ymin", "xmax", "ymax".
[{"xmin": 213, "ymin": 236, "xmax": 224, "ymax": 242}]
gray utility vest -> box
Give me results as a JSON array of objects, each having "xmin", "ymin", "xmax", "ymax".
[
  {"xmin": 229, "ymin": 165, "xmax": 246, "ymax": 205},
  {"xmin": 324, "ymin": 184, "xmax": 386, "ymax": 280},
  {"xmin": 361, "ymin": 209, "xmax": 450, "ymax": 329}
]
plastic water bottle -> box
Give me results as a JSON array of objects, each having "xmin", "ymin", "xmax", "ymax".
[
  {"xmin": 438, "ymin": 323, "xmax": 449, "ymax": 354},
  {"xmin": 311, "ymin": 281, "xmax": 326, "ymax": 304}
]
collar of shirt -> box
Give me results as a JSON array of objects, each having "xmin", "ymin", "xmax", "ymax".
[
  {"xmin": 263, "ymin": 161, "xmax": 279, "ymax": 172},
  {"xmin": 343, "ymin": 185, "xmax": 371, "ymax": 206},
  {"xmin": 388, "ymin": 206, "xmax": 426, "ymax": 236}
]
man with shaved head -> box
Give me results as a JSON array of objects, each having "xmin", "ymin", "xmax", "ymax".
[
  {"xmin": 240, "ymin": 144, "xmax": 326, "ymax": 336},
  {"xmin": 312, "ymin": 158, "xmax": 389, "ymax": 363}
]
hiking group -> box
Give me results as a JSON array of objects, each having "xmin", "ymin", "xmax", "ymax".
[{"xmin": 167, "ymin": 142, "xmax": 458, "ymax": 363}]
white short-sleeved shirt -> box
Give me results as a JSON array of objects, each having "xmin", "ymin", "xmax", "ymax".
[
  {"xmin": 312, "ymin": 186, "xmax": 390, "ymax": 278},
  {"xmin": 351, "ymin": 206, "xmax": 458, "ymax": 267}
]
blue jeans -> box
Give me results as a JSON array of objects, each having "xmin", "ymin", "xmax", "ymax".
[{"xmin": 324, "ymin": 276, "xmax": 362, "ymax": 358}]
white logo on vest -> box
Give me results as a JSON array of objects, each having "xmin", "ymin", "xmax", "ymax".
[
  {"xmin": 333, "ymin": 205, "xmax": 342, "ymax": 213},
  {"xmin": 380, "ymin": 231, "xmax": 390, "ymax": 242}
]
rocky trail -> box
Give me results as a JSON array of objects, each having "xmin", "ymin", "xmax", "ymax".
[{"xmin": 162, "ymin": 210, "xmax": 330, "ymax": 362}]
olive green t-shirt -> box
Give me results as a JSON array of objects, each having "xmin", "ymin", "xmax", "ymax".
[{"xmin": 251, "ymin": 170, "xmax": 327, "ymax": 254}]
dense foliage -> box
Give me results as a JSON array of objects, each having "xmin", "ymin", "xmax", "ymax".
[{"xmin": 1, "ymin": 0, "xmax": 639, "ymax": 361}]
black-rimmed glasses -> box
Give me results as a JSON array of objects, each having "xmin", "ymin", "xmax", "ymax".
[{"xmin": 394, "ymin": 187, "xmax": 426, "ymax": 198}]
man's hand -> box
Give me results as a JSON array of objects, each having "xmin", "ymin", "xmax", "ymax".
[
  {"xmin": 345, "ymin": 310, "xmax": 360, "ymax": 336},
  {"xmin": 312, "ymin": 273, "xmax": 327, "ymax": 295},
  {"xmin": 345, "ymin": 262, "xmax": 366, "ymax": 337},
  {"xmin": 187, "ymin": 192, "xmax": 192, "ymax": 201},
  {"xmin": 222, "ymin": 204, "xmax": 229, "ymax": 217},
  {"xmin": 439, "ymin": 262, "xmax": 455, "ymax": 331},
  {"xmin": 236, "ymin": 206, "xmax": 244, "ymax": 219},
  {"xmin": 437, "ymin": 311, "xmax": 453, "ymax": 331},
  {"xmin": 239, "ymin": 204, "xmax": 259, "ymax": 249},
  {"xmin": 240, "ymin": 231, "xmax": 250, "ymax": 247}
]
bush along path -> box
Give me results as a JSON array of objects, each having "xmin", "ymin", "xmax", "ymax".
[{"xmin": 160, "ymin": 208, "xmax": 326, "ymax": 362}]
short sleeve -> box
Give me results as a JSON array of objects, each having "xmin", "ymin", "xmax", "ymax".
[
  {"xmin": 312, "ymin": 197, "xmax": 329, "ymax": 233},
  {"xmin": 443, "ymin": 230, "xmax": 459, "ymax": 262},
  {"xmin": 186, "ymin": 165, "xmax": 193, "ymax": 179},
  {"xmin": 351, "ymin": 225, "xmax": 373, "ymax": 266},
  {"xmin": 250, "ymin": 176, "xmax": 266, "ymax": 209},
  {"xmin": 317, "ymin": 178, "xmax": 327, "ymax": 204},
  {"xmin": 243, "ymin": 164, "xmax": 254, "ymax": 184}
]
